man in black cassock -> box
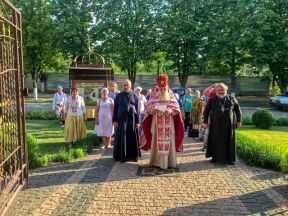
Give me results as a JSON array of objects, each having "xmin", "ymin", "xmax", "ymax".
[
  {"xmin": 203, "ymin": 83, "xmax": 242, "ymax": 165},
  {"xmin": 112, "ymin": 79, "xmax": 141, "ymax": 162}
]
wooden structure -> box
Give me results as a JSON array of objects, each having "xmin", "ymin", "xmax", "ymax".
[
  {"xmin": 68, "ymin": 40, "xmax": 114, "ymax": 89},
  {"xmin": 68, "ymin": 49, "xmax": 114, "ymax": 119},
  {"xmin": 0, "ymin": 1, "xmax": 28, "ymax": 215},
  {"xmin": 68, "ymin": 64, "xmax": 114, "ymax": 89}
]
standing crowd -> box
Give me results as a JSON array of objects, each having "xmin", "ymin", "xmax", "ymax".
[{"xmin": 53, "ymin": 74, "xmax": 242, "ymax": 168}]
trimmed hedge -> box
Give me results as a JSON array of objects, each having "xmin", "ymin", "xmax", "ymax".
[
  {"xmin": 27, "ymin": 132, "xmax": 101, "ymax": 169},
  {"xmin": 236, "ymin": 132, "xmax": 288, "ymax": 172},
  {"xmin": 242, "ymin": 115, "xmax": 288, "ymax": 127},
  {"xmin": 27, "ymin": 133, "xmax": 40, "ymax": 168},
  {"xmin": 26, "ymin": 111, "xmax": 57, "ymax": 120},
  {"xmin": 252, "ymin": 109, "xmax": 275, "ymax": 129}
]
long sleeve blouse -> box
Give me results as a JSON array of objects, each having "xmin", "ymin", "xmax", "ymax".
[{"xmin": 64, "ymin": 96, "xmax": 86, "ymax": 116}]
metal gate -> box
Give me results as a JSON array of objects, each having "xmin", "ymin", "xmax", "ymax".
[{"xmin": 0, "ymin": 0, "xmax": 27, "ymax": 215}]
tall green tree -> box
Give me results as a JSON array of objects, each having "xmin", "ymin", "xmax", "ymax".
[
  {"xmin": 92, "ymin": 0, "xmax": 159, "ymax": 85},
  {"xmin": 246, "ymin": 0, "xmax": 288, "ymax": 93},
  {"xmin": 160, "ymin": 0, "xmax": 212, "ymax": 87},
  {"xmin": 204, "ymin": 0, "xmax": 252, "ymax": 92},
  {"xmin": 51, "ymin": 0, "xmax": 94, "ymax": 62},
  {"xmin": 13, "ymin": 0, "xmax": 69, "ymax": 99}
]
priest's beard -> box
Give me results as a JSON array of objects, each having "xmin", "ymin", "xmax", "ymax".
[
  {"xmin": 217, "ymin": 93, "xmax": 227, "ymax": 99},
  {"xmin": 157, "ymin": 91, "xmax": 170, "ymax": 101},
  {"xmin": 124, "ymin": 89, "xmax": 131, "ymax": 93}
]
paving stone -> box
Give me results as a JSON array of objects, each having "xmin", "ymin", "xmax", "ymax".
[{"xmin": 7, "ymin": 133, "xmax": 288, "ymax": 216}]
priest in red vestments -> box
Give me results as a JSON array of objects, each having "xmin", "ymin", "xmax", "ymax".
[{"xmin": 140, "ymin": 74, "xmax": 184, "ymax": 169}]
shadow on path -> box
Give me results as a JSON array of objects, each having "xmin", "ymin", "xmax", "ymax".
[{"xmin": 162, "ymin": 186, "xmax": 288, "ymax": 216}]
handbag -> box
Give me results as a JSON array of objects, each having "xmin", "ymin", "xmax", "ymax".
[
  {"xmin": 191, "ymin": 129, "xmax": 199, "ymax": 137},
  {"xmin": 188, "ymin": 124, "xmax": 200, "ymax": 138}
]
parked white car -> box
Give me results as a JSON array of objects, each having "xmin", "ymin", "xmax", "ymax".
[{"xmin": 270, "ymin": 93, "xmax": 288, "ymax": 111}]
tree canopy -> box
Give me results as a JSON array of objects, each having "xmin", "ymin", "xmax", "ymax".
[{"xmin": 13, "ymin": 0, "xmax": 288, "ymax": 92}]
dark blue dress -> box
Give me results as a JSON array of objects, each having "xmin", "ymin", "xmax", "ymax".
[{"xmin": 112, "ymin": 91, "xmax": 141, "ymax": 162}]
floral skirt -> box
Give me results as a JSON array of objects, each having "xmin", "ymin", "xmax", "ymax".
[{"xmin": 64, "ymin": 115, "xmax": 86, "ymax": 142}]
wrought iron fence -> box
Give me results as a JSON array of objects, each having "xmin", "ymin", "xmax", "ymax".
[{"xmin": 0, "ymin": 0, "xmax": 27, "ymax": 215}]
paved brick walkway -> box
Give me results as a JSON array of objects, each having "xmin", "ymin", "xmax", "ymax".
[{"xmin": 8, "ymin": 135, "xmax": 288, "ymax": 216}]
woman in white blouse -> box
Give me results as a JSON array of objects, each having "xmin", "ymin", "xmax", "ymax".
[
  {"xmin": 64, "ymin": 87, "xmax": 87, "ymax": 145},
  {"xmin": 95, "ymin": 88, "xmax": 114, "ymax": 149}
]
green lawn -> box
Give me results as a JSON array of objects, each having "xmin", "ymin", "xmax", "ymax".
[
  {"xmin": 237, "ymin": 126, "xmax": 288, "ymax": 152},
  {"xmin": 237, "ymin": 126, "xmax": 288, "ymax": 171},
  {"xmin": 26, "ymin": 120, "xmax": 96, "ymax": 156}
]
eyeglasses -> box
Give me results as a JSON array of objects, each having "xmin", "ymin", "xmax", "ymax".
[{"xmin": 124, "ymin": 84, "xmax": 130, "ymax": 86}]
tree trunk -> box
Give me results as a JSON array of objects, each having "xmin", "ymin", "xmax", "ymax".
[
  {"xmin": 177, "ymin": 47, "xmax": 188, "ymax": 88},
  {"xmin": 32, "ymin": 80, "xmax": 38, "ymax": 101},
  {"xmin": 230, "ymin": 46, "xmax": 236, "ymax": 94},
  {"xmin": 157, "ymin": 60, "xmax": 160, "ymax": 75},
  {"xmin": 40, "ymin": 82, "xmax": 45, "ymax": 93},
  {"xmin": 39, "ymin": 72, "xmax": 47, "ymax": 93},
  {"xmin": 269, "ymin": 63, "xmax": 288, "ymax": 94},
  {"xmin": 31, "ymin": 71, "xmax": 39, "ymax": 101},
  {"xmin": 178, "ymin": 64, "xmax": 188, "ymax": 87},
  {"xmin": 127, "ymin": 61, "xmax": 137, "ymax": 87},
  {"xmin": 272, "ymin": 74, "xmax": 276, "ymax": 96},
  {"xmin": 277, "ymin": 79, "xmax": 288, "ymax": 94}
]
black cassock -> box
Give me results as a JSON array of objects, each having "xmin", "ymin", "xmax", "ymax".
[
  {"xmin": 203, "ymin": 95, "xmax": 242, "ymax": 163},
  {"xmin": 112, "ymin": 91, "xmax": 141, "ymax": 162}
]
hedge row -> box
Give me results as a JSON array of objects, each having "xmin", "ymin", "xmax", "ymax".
[
  {"xmin": 27, "ymin": 132, "xmax": 101, "ymax": 168},
  {"xmin": 26, "ymin": 111, "xmax": 288, "ymax": 127},
  {"xmin": 26, "ymin": 111, "xmax": 57, "ymax": 120},
  {"xmin": 241, "ymin": 115, "xmax": 288, "ymax": 127},
  {"xmin": 236, "ymin": 132, "xmax": 288, "ymax": 172}
]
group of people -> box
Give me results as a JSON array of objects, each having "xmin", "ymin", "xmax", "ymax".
[{"xmin": 52, "ymin": 74, "xmax": 242, "ymax": 168}]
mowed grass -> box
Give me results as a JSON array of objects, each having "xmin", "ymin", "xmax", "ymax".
[
  {"xmin": 237, "ymin": 126, "xmax": 288, "ymax": 152},
  {"xmin": 26, "ymin": 120, "xmax": 96, "ymax": 155},
  {"xmin": 236, "ymin": 126, "xmax": 288, "ymax": 171}
]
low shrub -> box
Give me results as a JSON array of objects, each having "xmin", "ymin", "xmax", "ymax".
[
  {"xmin": 27, "ymin": 130, "xmax": 101, "ymax": 168},
  {"xmin": 242, "ymin": 116, "xmax": 253, "ymax": 125},
  {"xmin": 274, "ymin": 117, "xmax": 288, "ymax": 127},
  {"xmin": 27, "ymin": 133, "xmax": 42, "ymax": 169},
  {"xmin": 236, "ymin": 133, "xmax": 282, "ymax": 171},
  {"xmin": 39, "ymin": 155, "xmax": 49, "ymax": 166},
  {"xmin": 51, "ymin": 148, "xmax": 74, "ymax": 163},
  {"xmin": 74, "ymin": 148, "xmax": 85, "ymax": 158},
  {"xmin": 252, "ymin": 109, "xmax": 275, "ymax": 129},
  {"xmin": 74, "ymin": 132, "xmax": 101, "ymax": 154},
  {"xmin": 48, "ymin": 133, "xmax": 101, "ymax": 164},
  {"xmin": 242, "ymin": 115, "xmax": 288, "ymax": 127},
  {"xmin": 26, "ymin": 111, "xmax": 57, "ymax": 120}
]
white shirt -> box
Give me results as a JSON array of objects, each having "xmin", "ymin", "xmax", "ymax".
[
  {"xmin": 65, "ymin": 96, "xmax": 86, "ymax": 116},
  {"xmin": 137, "ymin": 94, "xmax": 147, "ymax": 114},
  {"xmin": 52, "ymin": 92, "xmax": 67, "ymax": 110}
]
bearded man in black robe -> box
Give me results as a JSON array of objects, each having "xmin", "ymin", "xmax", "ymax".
[
  {"xmin": 203, "ymin": 83, "xmax": 242, "ymax": 165},
  {"xmin": 112, "ymin": 79, "xmax": 141, "ymax": 162}
]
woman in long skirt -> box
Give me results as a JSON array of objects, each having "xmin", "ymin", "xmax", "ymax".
[{"xmin": 64, "ymin": 87, "xmax": 87, "ymax": 146}]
